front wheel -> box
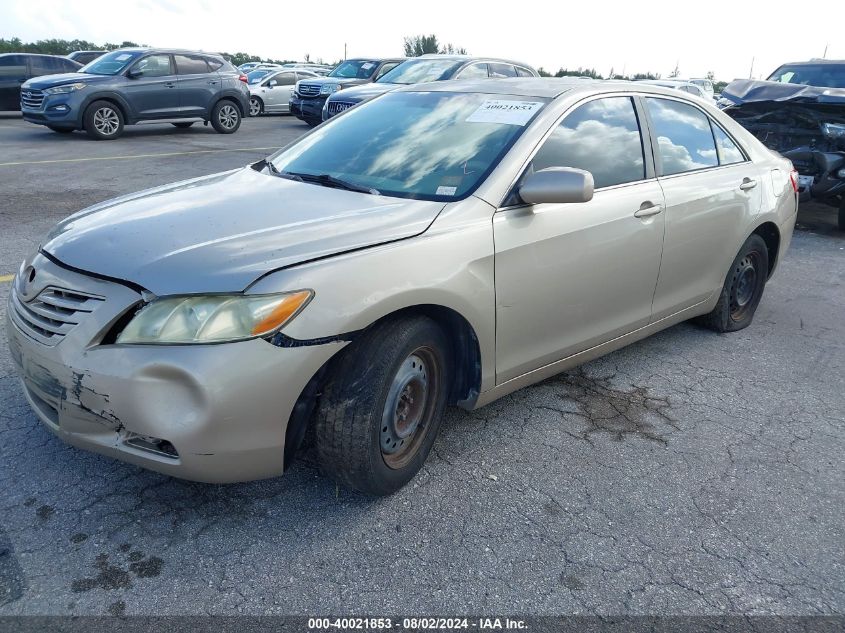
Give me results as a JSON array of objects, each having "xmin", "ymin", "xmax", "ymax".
[
  {"xmin": 314, "ymin": 316, "xmax": 452, "ymax": 496},
  {"xmin": 83, "ymin": 100, "xmax": 124, "ymax": 140},
  {"xmin": 249, "ymin": 97, "xmax": 263, "ymax": 117},
  {"xmin": 210, "ymin": 100, "xmax": 241, "ymax": 134},
  {"xmin": 698, "ymin": 234, "xmax": 769, "ymax": 333}
]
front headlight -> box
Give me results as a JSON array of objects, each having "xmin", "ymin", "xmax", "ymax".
[
  {"xmin": 320, "ymin": 84, "xmax": 340, "ymax": 95},
  {"xmin": 821, "ymin": 122, "xmax": 845, "ymax": 139},
  {"xmin": 116, "ymin": 290, "xmax": 313, "ymax": 344},
  {"xmin": 44, "ymin": 83, "xmax": 88, "ymax": 95}
]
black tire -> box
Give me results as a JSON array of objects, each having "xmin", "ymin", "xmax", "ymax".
[
  {"xmin": 171, "ymin": 121, "xmax": 194, "ymax": 128},
  {"xmin": 305, "ymin": 118, "xmax": 320, "ymax": 128},
  {"xmin": 697, "ymin": 234, "xmax": 769, "ymax": 333},
  {"xmin": 249, "ymin": 97, "xmax": 263, "ymax": 117},
  {"xmin": 82, "ymin": 100, "xmax": 124, "ymax": 140},
  {"xmin": 47, "ymin": 125, "xmax": 74, "ymax": 134},
  {"xmin": 838, "ymin": 197, "xmax": 845, "ymax": 231},
  {"xmin": 314, "ymin": 316, "xmax": 452, "ymax": 496},
  {"xmin": 210, "ymin": 100, "xmax": 241, "ymax": 134}
]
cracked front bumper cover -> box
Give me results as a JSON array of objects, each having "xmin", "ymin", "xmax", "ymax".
[{"xmin": 5, "ymin": 254, "xmax": 342, "ymax": 483}]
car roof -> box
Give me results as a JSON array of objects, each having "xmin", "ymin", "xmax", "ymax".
[
  {"xmin": 415, "ymin": 54, "xmax": 535, "ymax": 69},
  {"xmin": 398, "ymin": 77, "xmax": 709, "ymax": 100},
  {"xmin": 110, "ymin": 48, "xmax": 226, "ymax": 58},
  {"xmin": 343, "ymin": 57, "xmax": 406, "ymax": 63},
  {"xmin": 776, "ymin": 59, "xmax": 845, "ymax": 65}
]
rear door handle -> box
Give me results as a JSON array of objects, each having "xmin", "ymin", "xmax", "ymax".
[
  {"xmin": 164, "ymin": 81, "xmax": 177, "ymax": 88},
  {"xmin": 634, "ymin": 202, "xmax": 663, "ymax": 218},
  {"xmin": 739, "ymin": 178, "xmax": 757, "ymax": 191},
  {"xmin": 208, "ymin": 80, "xmax": 219, "ymax": 85}
]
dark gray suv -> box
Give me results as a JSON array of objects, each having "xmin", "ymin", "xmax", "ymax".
[{"xmin": 20, "ymin": 48, "xmax": 250, "ymax": 139}]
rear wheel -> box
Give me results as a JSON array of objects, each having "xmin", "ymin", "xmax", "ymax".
[
  {"xmin": 210, "ymin": 100, "xmax": 241, "ymax": 134},
  {"xmin": 697, "ymin": 234, "xmax": 769, "ymax": 333},
  {"xmin": 249, "ymin": 97, "xmax": 263, "ymax": 117},
  {"xmin": 83, "ymin": 100, "xmax": 124, "ymax": 140},
  {"xmin": 171, "ymin": 121, "xmax": 194, "ymax": 128},
  {"xmin": 47, "ymin": 125, "xmax": 74, "ymax": 134},
  {"xmin": 314, "ymin": 316, "xmax": 452, "ymax": 495}
]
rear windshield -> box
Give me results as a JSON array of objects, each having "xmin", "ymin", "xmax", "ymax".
[
  {"xmin": 268, "ymin": 91, "xmax": 547, "ymax": 201},
  {"xmin": 81, "ymin": 50, "xmax": 143, "ymax": 75},
  {"xmin": 329, "ymin": 60, "xmax": 381, "ymax": 79},
  {"xmin": 767, "ymin": 64, "xmax": 845, "ymax": 88},
  {"xmin": 378, "ymin": 59, "xmax": 465, "ymax": 84}
]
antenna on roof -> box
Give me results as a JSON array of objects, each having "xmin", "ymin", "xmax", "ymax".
[{"xmin": 823, "ymin": 43, "xmax": 828, "ymax": 59}]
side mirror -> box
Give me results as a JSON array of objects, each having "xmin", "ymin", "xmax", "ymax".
[
  {"xmin": 268, "ymin": 80, "xmax": 278, "ymax": 87},
  {"xmin": 127, "ymin": 68, "xmax": 142, "ymax": 79},
  {"xmin": 518, "ymin": 167, "xmax": 594, "ymax": 205}
]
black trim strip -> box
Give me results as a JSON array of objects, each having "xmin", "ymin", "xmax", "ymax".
[
  {"xmin": 39, "ymin": 249, "xmax": 149, "ymax": 295},
  {"xmin": 268, "ymin": 329, "xmax": 362, "ymax": 348}
]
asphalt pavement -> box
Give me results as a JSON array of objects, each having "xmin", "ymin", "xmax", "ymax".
[{"xmin": 0, "ymin": 112, "xmax": 843, "ymax": 618}]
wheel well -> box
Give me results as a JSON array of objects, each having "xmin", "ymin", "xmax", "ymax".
[
  {"xmin": 282, "ymin": 305, "xmax": 483, "ymax": 469},
  {"xmin": 752, "ymin": 222, "xmax": 780, "ymax": 278},
  {"xmin": 85, "ymin": 97, "xmax": 127, "ymax": 122},
  {"xmin": 215, "ymin": 96, "xmax": 244, "ymax": 117}
]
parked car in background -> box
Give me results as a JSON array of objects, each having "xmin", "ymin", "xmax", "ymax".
[
  {"xmin": 245, "ymin": 68, "xmax": 277, "ymax": 85},
  {"xmin": 0, "ymin": 53, "xmax": 81, "ymax": 110},
  {"xmin": 239, "ymin": 62, "xmax": 261, "ymax": 72},
  {"xmin": 19, "ymin": 48, "xmax": 249, "ymax": 139},
  {"xmin": 6, "ymin": 79, "xmax": 797, "ymax": 494},
  {"xmin": 67, "ymin": 50, "xmax": 106, "ymax": 65},
  {"xmin": 249, "ymin": 68, "xmax": 319, "ymax": 116},
  {"xmin": 289, "ymin": 57, "xmax": 406, "ymax": 126},
  {"xmin": 686, "ymin": 78, "xmax": 716, "ymax": 100},
  {"xmin": 322, "ymin": 55, "xmax": 538, "ymax": 120},
  {"xmin": 282, "ymin": 62, "xmax": 332, "ymax": 75},
  {"xmin": 720, "ymin": 59, "xmax": 845, "ymax": 229},
  {"xmin": 636, "ymin": 79, "xmax": 708, "ymax": 100}
]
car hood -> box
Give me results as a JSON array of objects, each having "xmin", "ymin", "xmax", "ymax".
[
  {"xmin": 332, "ymin": 82, "xmax": 398, "ymax": 103},
  {"xmin": 42, "ymin": 167, "xmax": 446, "ymax": 295},
  {"xmin": 721, "ymin": 79, "xmax": 845, "ymax": 106},
  {"xmin": 301, "ymin": 76, "xmax": 368, "ymax": 89},
  {"xmin": 23, "ymin": 72, "xmax": 115, "ymax": 89}
]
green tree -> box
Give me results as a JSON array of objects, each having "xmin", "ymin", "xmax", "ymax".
[{"xmin": 403, "ymin": 35, "xmax": 467, "ymax": 57}]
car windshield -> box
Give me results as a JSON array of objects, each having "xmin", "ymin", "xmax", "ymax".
[
  {"xmin": 81, "ymin": 50, "xmax": 143, "ymax": 75},
  {"xmin": 329, "ymin": 60, "xmax": 380, "ymax": 79},
  {"xmin": 378, "ymin": 59, "xmax": 465, "ymax": 85},
  {"xmin": 767, "ymin": 64, "xmax": 845, "ymax": 88},
  {"xmin": 247, "ymin": 69, "xmax": 273, "ymax": 84},
  {"xmin": 268, "ymin": 91, "xmax": 547, "ymax": 201}
]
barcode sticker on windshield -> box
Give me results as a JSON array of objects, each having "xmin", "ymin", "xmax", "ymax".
[
  {"xmin": 436, "ymin": 186, "xmax": 457, "ymax": 196},
  {"xmin": 466, "ymin": 100, "xmax": 543, "ymax": 126},
  {"xmin": 115, "ymin": 54, "xmax": 132, "ymax": 61}
]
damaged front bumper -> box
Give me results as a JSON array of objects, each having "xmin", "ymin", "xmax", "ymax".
[
  {"xmin": 5, "ymin": 253, "xmax": 340, "ymax": 483},
  {"xmin": 782, "ymin": 148, "xmax": 845, "ymax": 204}
]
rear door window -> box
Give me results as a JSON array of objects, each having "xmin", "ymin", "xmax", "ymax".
[
  {"xmin": 711, "ymin": 123, "xmax": 745, "ymax": 165},
  {"xmin": 646, "ymin": 97, "xmax": 718, "ymax": 175},
  {"xmin": 531, "ymin": 96, "xmax": 645, "ymax": 189},
  {"xmin": 488, "ymin": 63, "xmax": 517, "ymax": 78},
  {"xmin": 0, "ymin": 55, "xmax": 27, "ymax": 80},
  {"xmin": 516, "ymin": 66, "xmax": 535, "ymax": 77},
  {"xmin": 206, "ymin": 58, "xmax": 224, "ymax": 71},
  {"xmin": 175, "ymin": 55, "xmax": 210, "ymax": 75}
]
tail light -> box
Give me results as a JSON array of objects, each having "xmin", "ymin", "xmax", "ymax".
[
  {"xmin": 788, "ymin": 168, "xmax": 799, "ymax": 193},
  {"xmin": 238, "ymin": 74, "xmax": 248, "ymax": 83}
]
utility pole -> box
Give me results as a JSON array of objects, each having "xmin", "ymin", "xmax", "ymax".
[
  {"xmin": 344, "ymin": 43, "xmax": 347, "ymax": 61},
  {"xmin": 823, "ymin": 43, "xmax": 829, "ymax": 59},
  {"xmin": 749, "ymin": 56, "xmax": 755, "ymax": 79}
]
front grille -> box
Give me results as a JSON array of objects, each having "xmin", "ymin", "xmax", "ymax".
[
  {"xmin": 20, "ymin": 89, "xmax": 45, "ymax": 110},
  {"xmin": 327, "ymin": 101, "xmax": 354, "ymax": 116},
  {"xmin": 11, "ymin": 286, "xmax": 104, "ymax": 346},
  {"xmin": 298, "ymin": 83, "xmax": 321, "ymax": 97}
]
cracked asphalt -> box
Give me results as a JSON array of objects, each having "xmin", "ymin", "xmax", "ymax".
[{"xmin": 0, "ymin": 112, "xmax": 843, "ymax": 618}]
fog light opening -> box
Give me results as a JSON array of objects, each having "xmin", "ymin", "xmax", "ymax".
[{"xmin": 124, "ymin": 434, "xmax": 179, "ymax": 459}]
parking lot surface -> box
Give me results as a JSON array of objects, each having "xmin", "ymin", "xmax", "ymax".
[{"xmin": 0, "ymin": 113, "xmax": 843, "ymax": 617}]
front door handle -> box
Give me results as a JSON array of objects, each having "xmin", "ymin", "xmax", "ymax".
[
  {"xmin": 634, "ymin": 202, "xmax": 663, "ymax": 218},
  {"xmin": 208, "ymin": 80, "xmax": 219, "ymax": 85},
  {"xmin": 164, "ymin": 81, "xmax": 176, "ymax": 88},
  {"xmin": 739, "ymin": 178, "xmax": 757, "ymax": 191}
]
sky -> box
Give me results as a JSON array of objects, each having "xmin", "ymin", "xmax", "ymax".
[{"xmin": 3, "ymin": 0, "xmax": 844, "ymax": 81}]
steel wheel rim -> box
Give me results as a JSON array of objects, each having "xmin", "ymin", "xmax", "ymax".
[
  {"xmin": 219, "ymin": 104, "xmax": 238, "ymax": 129},
  {"xmin": 249, "ymin": 98, "xmax": 260, "ymax": 116},
  {"xmin": 729, "ymin": 252, "xmax": 760, "ymax": 320},
  {"xmin": 93, "ymin": 107, "xmax": 119, "ymax": 135},
  {"xmin": 381, "ymin": 348, "xmax": 440, "ymax": 470}
]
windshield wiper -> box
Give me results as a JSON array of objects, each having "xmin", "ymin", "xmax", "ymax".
[
  {"xmin": 264, "ymin": 161, "xmax": 305, "ymax": 182},
  {"xmin": 283, "ymin": 171, "xmax": 380, "ymax": 195}
]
